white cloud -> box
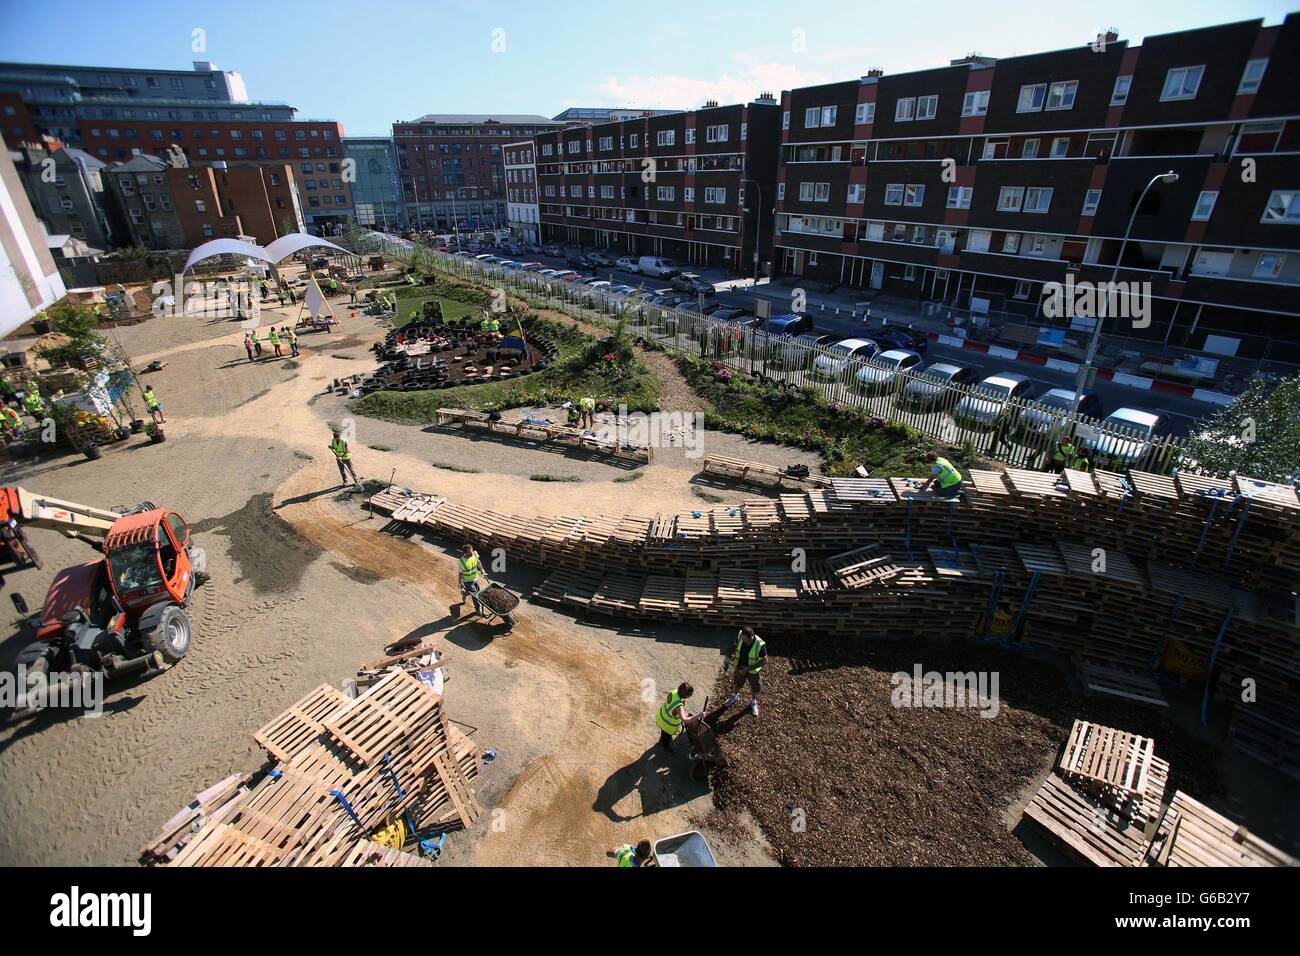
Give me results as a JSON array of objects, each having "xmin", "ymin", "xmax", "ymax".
[{"xmin": 591, "ymin": 60, "xmax": 830, "ymax": 110}]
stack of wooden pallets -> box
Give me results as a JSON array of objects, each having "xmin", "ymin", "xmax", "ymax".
[
  {"xmin": 435, "ymin": 406, "xmax": 653, "ymax": 463},
  {"xmin": 1023, "ymin": 719, "xmax": 1294, "ymax": 868},
  {"xmin": 143, "ymin": 670, "xmax": 481, "ymax": 868}
]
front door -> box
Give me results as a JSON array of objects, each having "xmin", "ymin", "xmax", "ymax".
[{"xmin": 870, "ymin": 261, "xmax": 884, "ymax": 289}]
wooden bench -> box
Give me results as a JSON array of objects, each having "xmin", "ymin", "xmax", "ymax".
[{"xmin": 702, "ymin": 455, "xmax": 831, "ymax": 489}]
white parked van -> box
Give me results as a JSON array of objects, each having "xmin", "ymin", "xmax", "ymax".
[{"xmin": 638, "ymin": 256, "xmax": 681, "ymax": 278}]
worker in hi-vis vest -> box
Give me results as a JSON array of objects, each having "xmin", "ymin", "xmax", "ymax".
[
  {"xmin": 456, "ymin": 543, "xmax": 486, "ymax": 613},
  {"xmin": 142, "ymin": 384, "xmax": 165, "ymax": 424},
  {"xmin": 918, "ymin": 451, "xmax": 963, "ymax": 499},
  {"xmin": 606, "ymin": 840, "xmax": 653, "ymax": 867},
  {"xmin": 655, "ymin": 681, "xmax": 694, "ymax": 754},
  {"xmin": 329, "ymin": 428, "xmax": 360, "ymax": 487},
  {"xmin": 724, "ymin": 626, "xmax": 768, "ymax": 716},
  {"xmin": 578, "ymin": 396, "xmax": 596, "ymax": 430}
]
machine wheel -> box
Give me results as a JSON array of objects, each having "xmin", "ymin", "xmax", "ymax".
[{"xmin": 141, "ymin": 604, "xmax": 192, "ymax": 664}]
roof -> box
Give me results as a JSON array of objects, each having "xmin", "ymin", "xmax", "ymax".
[
  {"xmin": 409, "ymin": 113, "xmax": 561, "ymax": 125},
  {"xmin": 108, "ymin": 153, "xmax": 169, "ymax": 172},
  {"xmin": 1107, "ymin": 407, "xmax": 1162, "ymax": 427},
  {"xmin": 56, "ymin": 147, "xmax": 105, "ymax": 170}
]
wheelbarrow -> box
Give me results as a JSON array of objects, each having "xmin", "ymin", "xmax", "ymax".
[
  {"xmin": 459, "ymin": 579, "xmax": 519, "ymax": 628},
  {"xmin": 683, "ymin": 695, "xmax": 728, "ymax": 784},
  {"xmin": 653, "ymin": 830, "xmax": 717, "ymax": 867}
]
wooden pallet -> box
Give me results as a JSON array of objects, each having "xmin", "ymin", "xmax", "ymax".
[
  {"xmin": 1074, "ymin": 656, "xmax": 1168, "ymax": 709},
  {"xmin": 1023, "ymin": 774, "xmax": 1153, "ymax": 866},
  {"xmin": 253, "ymin": 683, "xmax": 351, "ymax": 762},
  {"xmin": 1148, "ymin": 790, "xmax": 1296, "ymax": 867},
  {"xmin": 340, "ymin": 841, "xmax": 436, "ymax": 867},
  {"xmin": 432, "ymin": 748, "xmax": 482, "ymax": 829},
  {"xmin": 323, "ymin": 670, "xmax": 440, "ymax": 766},
  {"xmin": 1228, "ymin": 705, "xmax": 1300, "ymax": 782},
  {"xmin": 827, "ymin": 544, "xmax": 902, "ymax": 589},
  {"xmin": 1058, "ymin": 719, "xmax": 1156, "ymax": 815}
]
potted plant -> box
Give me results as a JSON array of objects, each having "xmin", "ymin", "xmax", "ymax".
[{"xmin": 145, "ymin": 420, "xmax": 166, "ymax": 443}]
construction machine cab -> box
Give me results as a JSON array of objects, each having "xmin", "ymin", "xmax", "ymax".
[{"xmin": 103, "ymin": 510, "xmax": 193, "ymax": 611}]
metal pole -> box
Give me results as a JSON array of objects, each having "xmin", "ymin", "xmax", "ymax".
[{"xmin": 1067, "ymin": 170, "xmax": 1176, "ymax": 421}]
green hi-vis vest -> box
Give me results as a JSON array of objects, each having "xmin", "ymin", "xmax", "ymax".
[
  {"xmin": 330, "ymin": 437, "xmax": 350, "ymax": 461},
  {"xmin": 934, "ymin": 456, "xmax": 962, "ymax": 489},
  {"xmin": 23, "ymin": 393, "xmax": 43, "ymax": 414},
  {"xmin": 143, "ymin": 390, "xmax": 159, "ymax": 410},
  {"xmin": 488, "ymin": 318, "xmax": 500, "ymax": 332},
  {"xmin": 579, "ymin": 397, "xmax": 595, "ymax": 412},
  {"xmin": 457, "ymin": 553, "xmax": 481, "ymax": 582},
  {"xmin": 286, "ymin": 329, "xmax": 297, "ymax": 344},
  {"xmin": 268, "ymin": 330, "xmax": 281, "ymax": 345},
  {"xmin": 655, "ymin": 690, "xmax": 685, "ymax": 735},
  {"xmin": 1052, "ymin": 441, "xmax": 1076, "ymax": 464},
  {"xmin": 614, "ymin": 845, "xmax": 638, "ymax": 867},
  {"xmin": 3, "ymin": 406, "xmax": 21, "ymax": 426},
  {"xmin": 479, "ymin": 317, "xmax": 491, "ymax": 332},
  {"xmin": 733, "ymin": 632, "xmax": 766, "ymax": 673}
]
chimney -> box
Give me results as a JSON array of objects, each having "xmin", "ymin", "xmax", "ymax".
[
  {"xmin": 703, "ymin": 98, "xmax": 719, "ymax": 109},
  {"xmin": 866, "ymin": 68, "xmax": 884, "ymax": 78},
  {"xmin": 755, "ymin": 91, "xmax": 777, "ymax": 105},
  {"xmin": 1103, "ymin": 27, "xmax": 1119, "ymax": 44}
]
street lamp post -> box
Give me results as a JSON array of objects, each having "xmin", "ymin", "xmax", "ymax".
[
  {"xmin": 742, "ymin": 176, "xmax": 767, "ymax": 368},
  {"xmin": 1067, "ymin": 170, "xmax": 1178, "ymax": 421}
]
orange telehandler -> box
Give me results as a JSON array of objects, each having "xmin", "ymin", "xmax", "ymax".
[{"xmin": 1, "ymin": 486, "xmax": 204, "ymax": 684}]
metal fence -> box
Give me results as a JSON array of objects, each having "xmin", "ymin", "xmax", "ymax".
[{"xmin": 365, "ymin": 233, "xmax": 1194, "ymax": 474}]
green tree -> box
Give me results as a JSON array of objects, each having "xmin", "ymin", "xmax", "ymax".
[
  {"xmin": 35, "ymin": 302, "xmax": 107, "ymax": 368},
  {"xmin": 1183, "ymin": 374, "xmax": 1300, "ymax": 482}
]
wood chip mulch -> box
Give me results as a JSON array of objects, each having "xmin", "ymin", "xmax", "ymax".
[{"xmin": 706, "ymin": 636, "xmax": 1222, "ymax": 866}]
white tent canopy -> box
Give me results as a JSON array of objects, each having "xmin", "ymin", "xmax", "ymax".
[
  {"xmin": 182, "ymin": 233, "xmax": 353, "ymax": 274},
  {"xmin": 182, "ymin": 238, "xmax": 276, "ymax": 273},
  {"xmin": 263, "ymin": 233, "xmax": 351, "ymax": 263}
]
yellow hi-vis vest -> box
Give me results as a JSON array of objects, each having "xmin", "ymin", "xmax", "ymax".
[
  {"xmin": 330, "ymin": 437, "xmax": 350, "ymax": 461},
  {"xmin": 614, "ymin": 845, "xmax": 638, "ymax": 867},
  {"xmin": 143, "ymin": 390, "xmax": 159, "ymax": 411},
  {"xmin": 268, "ymin": 329, "xmax": 281, "ymax": 345},
  {"xmin": 479, "ymin": 316, "xmax": 491, "ymax": 332},
  {"xmin": 579, "ymin": 397, "xmax": 595, "ymax": 412},
  {"xmin": 23, "ymin": 392, "xmax": 44, "ymax": 414},
  {"xmin": 457, "ymin": 552, "xmax": 481, "ymax": 582},
  {"xmin": 3, "ymin": 406, "xmax": 21, "ymax": 427},
  {"xmin": 655, "ymin": 690, "xmax": 685, "ymax": 735},
  {"xmin": 733, "ymin": 633, "xmax": 766, "ymax": 673},
  {"xmin": 933, "ymin": 456, "xmax": 962, "ymax": 489}
]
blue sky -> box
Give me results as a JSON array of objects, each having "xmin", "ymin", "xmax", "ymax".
[{"xmin": 0, "ymin": 0, "xmax": 1294, "ymax": 134}]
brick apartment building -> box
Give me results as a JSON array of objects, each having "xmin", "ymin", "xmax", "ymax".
[
  {"xmin": 773, "ymin": 15, "xmax": 1300, "ymax": 360},
  {"xmin": 392, "ymin": 114, "xmax": 566, "ymax": 230},
  {"xmin": 504, "ymin": 139, "xmax": 539, "ymax": 243},
  {"xmin": 106, "ymin": 148, "xmax": 303, "ymax": 249},
  {"xmin": 533, "ymin": 97, "xmax": 782, "ymax": 272},
  {"xmin": 0, "ymin": 60, "xmax": 350, "ymax": 234}
]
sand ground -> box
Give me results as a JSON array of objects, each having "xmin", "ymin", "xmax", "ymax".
[{"xmin": 0, "ymin": 291, "xmax": 802, "ymax": 866}]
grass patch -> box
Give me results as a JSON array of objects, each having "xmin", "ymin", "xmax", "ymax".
[
  {"xmin": 612, "ymin": 472, "xmax": 644, "ymax": 483},
  {"xmin": 433, "ymin": 462, "xmax": 481, "ymax": 473},
  {"xmin": 331, "ymin": 354, "xmax": 356, "ymax": 360},
  {"xmin": 530, "ymin": 473, "xmax": 582, "ymax": 482},
  {"xmin": 678, "ymin": 357, "xmax": 976, "ymax": 479},
  {"xmin": 352, "ymin": 311, "xmax": 659, "ymax": 423},
  {"xmin": 692, "ymin": 486, "xmax": 726, "ymax": 503},
  {"xmin": 368, "ymin": 444, "xmax": 392, "ymax": 452},
  {"xmin": 292, "ymin": 450, "xmax": 314, "ymax": 461},
  {"xmin": 391, "ymin": 282, "xmax": 491, "ymax": 329}
]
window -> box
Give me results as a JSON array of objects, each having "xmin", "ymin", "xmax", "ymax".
[
  {"xmin": 916, "ymin": 95, "xmax": 938, "ymax": 120},
  {"xmin": 777, "ymin": 182, "xmax": 785, "ymax": 200},
  {"xmin": 706, "ymin": 124, "xmax": 728, "ymax": 142},
  {"xmin": 1050, "ymin": 137, "xmax": 1070, "ymax": 158},
  {"xmin": 962, "ymin": 91, "xmax": 989, "ymax": 117},
  {"xmin": 847, "ymin": 183, "xmax": 865, "ymax": 203},
  {"xmin": 629, "ymin": 134, "xmax": 639, "ymax": 148},
  {"xmin": 1021, "ymin": 139, "xmax": 1040, "ymax": 159},
  {"xmin": 997, "ymin": 186, "xmax": 1024, "ymax": 211},
  {"xmin": 202, "ymin": 224, "xmax": 214, "ymax": 237},
  {"xmin": 821, "ymin": 105, "xmax": 837, "ymax": 127},
  {"xmin": 1161, "ymin": 66, "xmax": 1204, "ymax": 101},
  {"xmin": 600, "ymin": 185, "xmax": 614, "ymax": 199},
  {"xmin": 946, "ymin": 186, "xmax": 972, "ymax": 209},
  {"xmin": 683, "ymin": 186, "xmax": 694, "ymax": 202},
  {"xmin": 1192, "ymin": 191, "xmax": 1217, "ymax": 221},
  {"xmin": 1081, "ymin": 189, "xmax": 1101, "ymax": 216},
  {"xmin": 966, "ymin": 230, "xmax": 991, "ymax": 253},
  {"xmin": 1024, "ymin": 187, "xmax": 1052, "ymax": 213},
  {"xmin": 1028, "ymin": 236, "xmax": 1048, "ymax": 255},
  {"xmin": 1003, "ymin": 233, "xmax": 1020, "ymax": 253},
  {"xmin": 903, "ymin": 184, "xmax": 924, "ymax": 207},
  {"xmin": 797, "ymin": 182, "xmax": 830, "ymax": 202},
  {"xmin": 1046, "ymin": 81, "xmax": 1078, "ymax": 111},
  {"xmin": 1013, "ymin": 280, "xmax": 1032, "ymax": 299},
  {"xmin": 855, "ymin": 102, "xmax": 875, "ymax": 124},
  {"xmin": 194, "ymin": 199, "xmax": 207, "ymax": 212},
  {"xmin": 1017, "ymin": 84, "xmax": 1047, "ymax": 112},
  {"xmin": 1262, "ymin": 190, "xmax": 1300, "ymax": 223},
  {"xmin": 895, "ymin": 97, "xmax": 915, "ymax": 122},
  {"xmin": 1255, "ymin": 253, "xmax": 1285, "ymax": 278},
  {"xmin": 598, "ymin": 136, "xmax": 612, "ymax": 149},
  {"xmin": 782, "ymin": 111, "xmax": 789, "ymax": 130},
  {"xmin": 685, "ymin": 128, "xmax": 695, "ymax": 144},
  {"xmin": 1239, "ymin": 59, "xmax": 1267, "ymax": 94},
  {"xmin": 805, "ymin": 106, "xmax": 836, "ymax": 128},
  {"xmin": 656, "ymin": 130, "xmax": 675, "ymax": 146},
  {"xmin": 704, "ymin": 186, "xmax": 727, "ymax": 203},
  {"xmin": 884, "ymin": 183, "xmax": 904, "ymax": 205},
  {"xmin": 656, "ymin": 185, "xmax": 675, "ymax": 200}
]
